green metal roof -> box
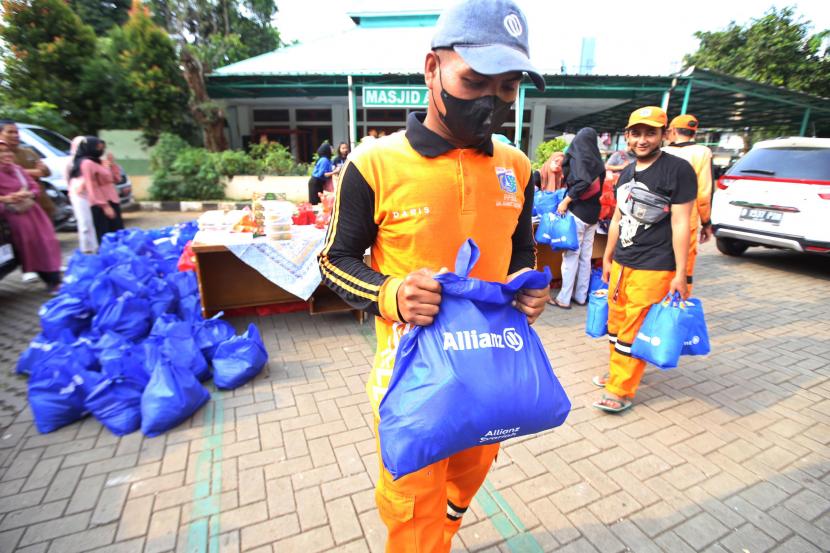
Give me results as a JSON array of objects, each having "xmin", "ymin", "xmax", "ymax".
[{"xmin": 558, "ymin": 69, "xmax": 830, "ymax": 135}]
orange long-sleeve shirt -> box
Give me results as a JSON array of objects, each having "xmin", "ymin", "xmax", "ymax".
[
  {"xmin": 663, "ymin": 141, "xmax": 713, "ymax": 226},
  {"xmin": 318, "ymin": 113, "xmax": 536, "ymax": 412}
]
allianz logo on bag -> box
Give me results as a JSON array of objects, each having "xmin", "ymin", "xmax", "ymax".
[
  {"xmin": 548, "ymin": 235, "xmax": 570, "ymax": 244},
  {"xmin": 684, "ymin": 335, "xmax": 701, "ymax": 347},
  {"xmin": 636, "ymin": 332, "xmax": 662, "ymax": 347},
  {"xmin": 480, "ymin": 426, "xmax": 521, "ymax": 443},
  {"xmin": 442, "ymin": 328, "xmax": 524, "ymax": 352}
]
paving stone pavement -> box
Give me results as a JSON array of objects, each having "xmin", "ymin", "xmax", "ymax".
[{"xmin": 1, "ymin": 212, "xmax": 828, "ymax": 552}]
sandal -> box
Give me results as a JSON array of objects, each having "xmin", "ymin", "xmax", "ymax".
[
  {"xmin": 592, "ymin": 395, "xmax": 632, "ymax": 413},
  {"xmin": 592, "ymin": 374, "xmax": 609, "ymax": 388},
  {"xmin": 547, "ymin": 298, "xmax": 571, "ymax": 309}
]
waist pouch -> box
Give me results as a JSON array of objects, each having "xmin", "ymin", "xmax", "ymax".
[{"xmin": 625, "ymin": 187, "xmax": 670, "ymax": 224}]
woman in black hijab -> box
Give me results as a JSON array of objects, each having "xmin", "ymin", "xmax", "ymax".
[
  {"xmin": 308, "ymin": 142, "xmax": 335, "ymax": 204},
  {"xmin": 549, "ymin": 127, "xmax": 606, "ymax": 309}
]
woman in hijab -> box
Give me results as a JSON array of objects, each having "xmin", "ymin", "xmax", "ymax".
[
  {"xmin": 308, "ymin": 142, "xmax": 334, "ymax": 205},
  {"xmin": 549, "ymin": 127, "xmax": 606, "ymax": 309},
  {"xmin": 69, "ymin": 136, "xmax": 123, "ymax": 243},
  {"xmin": 0, "ymin": 139, "xmax": 62, "ymax": 293}
]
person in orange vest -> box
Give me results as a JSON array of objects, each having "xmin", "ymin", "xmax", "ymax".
[
  {"xmin": 593, "ymin": 106, "xmax": 696, "ymax": 413},
  {"xmin": 318, "ymin": 0, "xmax": 549, "ymax": 550},
  {"xmin": 663, "ymin": 114, "xmax": 714, "ymax": 292}
]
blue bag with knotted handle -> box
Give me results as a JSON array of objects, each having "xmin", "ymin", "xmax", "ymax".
[
  {"xmin": 378, "ymin": 239, "xmax": 571, "ymax": 480},
  {"xmin": 631, "ymin": 292, "xmax": 694, "ymax": 369}
]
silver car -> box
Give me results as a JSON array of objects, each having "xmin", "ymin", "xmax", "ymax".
[{"xmin": 17, "ymin": 124, "xmax": 134, "ymax": 207}]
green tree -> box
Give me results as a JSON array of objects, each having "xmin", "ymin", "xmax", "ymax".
[
  {"xmin": 69, "ymin": 0, "xmax": 131, "ymax": 35},
  {"xmin": 685, "ymin": 6, "xmax": 830, "ymax": 98},
  {"xmin": 105, "ymin": 1, "xmax": 191, "ymax": 143},
  {"xmin": 0, "ymin": 0, "xmax": 99, "ymax": 131},
  {"xmin": 147, "ymin": 0, "xmax": 281, "ymax": 151}
]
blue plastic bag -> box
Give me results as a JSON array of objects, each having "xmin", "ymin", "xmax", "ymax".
[
  {"xmin": 533, "ymin": 188, "xmax": 565, "ymax": 216},
  {"xmin": 39, "ymin": 295, "xmax": 92, "ymax": 340},
  {"xmin": 631, "ymin": 293, "xmax": 694, "ymax": 369},
  {"xmin": 681, "ymin": 298, "xmax": 711, "ymax": 356},
  {"xmin": 140, "ymin": 347, "xmax": 210, "ymax": 437},
  {"xmin": 547, "ymin": 213, "xmax": 579, "ymax": 251},
  {"xmin": 195, "ymin": 313, "xmax": 236, "ymax": 361},
  {"xmin": 588, "ymin": 267, "xmax": 607, "ymax": 294},
  {"xmin": 84, "ymin": 376, "xmax": 145, "ymax": 436},
  {"xmin": 150, "ymin": 315, "xmax": 211, "ymax": 382},
  {"xmin": 166, "ymin": 271, "xmax": 199, "ymax": 300},
  {"xmin": 212, "ymin": 324, "xmax": 268, "ymax": 390},
  {"xmin": 92, "ymin": 292, "xmax": 152, "ymax": 341},
  {"xmin": 16, "ymin": 334, "xmax": 58, "ymax": 376},
  {"xmin": 99, "ymin": 340, "xmax": 149, "ymax": 387},
  {"xmin": 378, "ymin": 239, "xmax": 571, "ymax": 479},
  {"xmin": 585, "ymin": 289, "xmax": 609, "ymax": 338},
  {"xmin": 145, "ymin": 277, "xmax": 177, "ymax": 319},
  {"xmin": 28, "ymin": 351, "xmax": 103, "ymax": 433}
]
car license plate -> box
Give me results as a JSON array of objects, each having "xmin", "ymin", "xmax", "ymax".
[
  {"xmin": 0, "ymin": 244, "xmax": 13, "ymax": 264},
  {"xmin": 739, "ymin": 207, "xmax": 783, "ymax": 225}
]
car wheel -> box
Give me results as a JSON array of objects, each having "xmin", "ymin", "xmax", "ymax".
[{"xmin": 716, "ymin": 237, "xmax": 749, "ymax": 257}]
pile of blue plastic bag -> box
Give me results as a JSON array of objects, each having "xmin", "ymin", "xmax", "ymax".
[{"xmin": 17, "ymin": 222, "xmax": 269, "ymax": 437}]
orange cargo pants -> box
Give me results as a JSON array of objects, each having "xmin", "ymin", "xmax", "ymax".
[
  {"xmin": 606, "ymin": 261, "xmax": 674, "ymax": 398},
  {"xmin": 374, "ymin": 419, "xmax": 499, "ymax": 553},
  {"xmin": 686, "ymin": 224, "xmax": 699, "ymax": 294}
]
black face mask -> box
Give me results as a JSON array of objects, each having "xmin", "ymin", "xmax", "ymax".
[{"xmin": 433, "ymin": 61, "xmax": 514, "ymax": 148}]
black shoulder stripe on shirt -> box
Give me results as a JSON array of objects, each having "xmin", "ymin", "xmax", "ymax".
[{"xmin": 318, "ymin": 162, "xmax": 388, "ymax": 316}]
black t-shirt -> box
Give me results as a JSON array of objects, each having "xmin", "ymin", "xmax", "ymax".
[{"xmin": 613, "ymin": 152, "xmax": 697, "ymax": 271}]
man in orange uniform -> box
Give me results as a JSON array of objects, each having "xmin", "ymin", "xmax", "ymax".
[
  {"xmin": 593, "ymin": 106, "xmax": 696, "ymax": 413},
  {"xmin": 318, "ymin": 1, "xmax": 549, "ymax": 550},
  {"xmin": 663, "ymin": 114, "xmax": 714, "ymax": 292}
]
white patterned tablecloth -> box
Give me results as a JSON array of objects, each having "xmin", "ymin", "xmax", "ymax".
[{"xmin": 193, "ymin": 227, "xmax": 327, "ymax": 301}]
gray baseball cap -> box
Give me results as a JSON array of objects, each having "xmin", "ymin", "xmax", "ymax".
[{"xmin": 431, "ymin": 0, "xmax": 545, "ymax": 91}]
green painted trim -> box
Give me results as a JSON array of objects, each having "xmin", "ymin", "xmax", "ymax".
[
  {"xmin": 476, "ymin": 480, "xmax": 545, "ymax": 552},
  {"xmin": 185, "ymin": 390, "xmax": 225, "ymax": 553},
  {"xmin": 354, "ymin": 14, "xmax": 439, "ymax": 27},
  {"xmin": 515, "ymin": 86, "xmax": 527, "ymax": 147},
  {"xmin": 800, "ymin": 107, "xmax": 811, "ymax": 136},
  {"xmin": 681, "ymin": 80, "xmax": 693, "ymax": 115}
]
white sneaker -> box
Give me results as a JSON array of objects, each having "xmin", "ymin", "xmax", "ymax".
[{"xmin": 21, "ymin": 272, "xmax": 39, "ymax": 283}]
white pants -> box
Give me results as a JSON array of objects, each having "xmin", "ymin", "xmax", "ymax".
[
  {"xmin": 556, "ymin": 214, "xmax": 597, "ymax": 306},
  {"xmin": 70, "ymin": 194, "xmax": 98, "ymax": 253}
]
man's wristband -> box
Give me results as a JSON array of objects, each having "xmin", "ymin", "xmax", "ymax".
[{"xmin": 701, "ymin": 220, "xmax": 712, "ymax": 227}]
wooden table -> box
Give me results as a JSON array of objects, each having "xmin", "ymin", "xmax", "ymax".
[
  {"xmin": 535, "ymin": 233, "xmax": 608, "ymax": 278},
  {"xmin": 190, "ymin": 242, "xmax": 363, "ymax": 320}
]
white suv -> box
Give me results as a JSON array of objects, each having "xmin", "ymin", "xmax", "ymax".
[{"xmin": 711, "ymin": 137, "xmax": 830, "ymax": 256}]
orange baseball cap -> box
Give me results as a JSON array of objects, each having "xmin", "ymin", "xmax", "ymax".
[
  {"xmin": 669, "ymin": 114, "xmax": 699, "ymax": 130},
  {"xmin": 626, "ymin": 106, "xmax": 667, "ymax": 129}
]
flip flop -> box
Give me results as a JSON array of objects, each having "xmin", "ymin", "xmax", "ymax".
[
  {"xmin": 592, "ymin": 374, "xmax": 609, "ymax": 388},
  {"xmin": 592, "ymin": 395, "xmax": 632, "ymax": 414},
  {"xmin": 548, "ymin": 298, "xmax": 571, "ymax": 309}
]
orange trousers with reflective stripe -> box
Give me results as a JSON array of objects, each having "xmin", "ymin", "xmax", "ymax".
[
  {"xmin": 374, "ymin": 418, "xmax": 499, "ymax": 552},
  {"xmin": 606, "ymin": 261, "xmax": 674, "ymax": 398},
  {"xmin": 687, "ymin": 225, "xmax": 699, "ymax": 294}
]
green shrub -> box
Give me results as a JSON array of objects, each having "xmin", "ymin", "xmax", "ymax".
[
  {"xmin": 149, "ymin": 133, "xmax": 313, "ymax": 200},
  {"xmin": 532, "ymin": 137, "xmax": 568, "ymax": 170},
  {"xmin": 149, "ymin": 132, "xmax": 189, "ymax": 173},
  {"xmin": 214, "ymin": 149, "xmax": 260, "ymax": 177}
]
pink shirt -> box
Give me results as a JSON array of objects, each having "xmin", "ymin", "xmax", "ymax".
[{"xmin": 71, "ymin": 159, "xmax": 121, "ymax": 206}]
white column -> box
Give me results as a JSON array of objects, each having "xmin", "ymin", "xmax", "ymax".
[
  {"xmin": 528, "ymin": 102, "xmax": 548, "ymax": 160},
  {"xmin": 332, "ymin": 103, "xmax": 347, "ymax": 148},
  {"xmin": 237, "ymin": 106, "xmax": 252, "ymax": 148},
  {"xmin": 289, "ymin": 108, "xmax": 299, "ymax": 160}
]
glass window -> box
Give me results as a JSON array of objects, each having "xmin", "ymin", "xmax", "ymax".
[
  {"xmin": 728, "ymin": 147, "xmax": 830, "ymax": 181},
  {"xmin": 296, "ymin": 109, "xmax": 332, "ymax": 122},
  {"xmin": 253, "ymin": 109, "xmax": 289, "ymax": 122},
  {"xmin": 28, "ymin": 128, "xmax": 71, "ymax": 155}
]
